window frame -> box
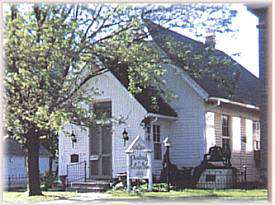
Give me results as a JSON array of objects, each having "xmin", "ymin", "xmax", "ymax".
[
  {"xmin": 253, "ymin": 121, "xmax": 260, "ymax": 150},
  {"xmin": 153, "ymin": 124, "xmax": 162, "ymax": 160},
  {"xmin": 221, "ymin": 115, "xmax": 230, "ymax": 150},
  {"xmin": 70, "ymin": 154, "xmax": 79, "ymax": 163},
  {"xmin": 92, "ymin": 101, "xmax": 112, "ymax": 120}
]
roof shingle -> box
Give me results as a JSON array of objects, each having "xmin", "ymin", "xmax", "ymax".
[{"xmin": 145, "ymin": 20, "xmax": 261, "ymax": 107}]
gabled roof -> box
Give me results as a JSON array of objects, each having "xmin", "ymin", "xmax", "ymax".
[
  {"xmin": 145, "ymin": 20, "xmax": 261, "ymax": 107},
  {"xmin": 101, "ymin": 58, "xmax": 178, "ymax": 117}
]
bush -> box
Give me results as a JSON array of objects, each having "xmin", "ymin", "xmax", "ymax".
[{"xmin": 41, "ymin": 172, "xmax": 57, "ymax": 191}]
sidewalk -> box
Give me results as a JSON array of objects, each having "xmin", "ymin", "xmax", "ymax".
[{"xmin": 36, "ymin": 193, "xmax": 268, "ymax": 205}]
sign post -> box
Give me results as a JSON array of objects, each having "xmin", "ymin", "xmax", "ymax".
[{"xmin": 125, "ymin": 136, "xmax": 153, "ymax": 192}]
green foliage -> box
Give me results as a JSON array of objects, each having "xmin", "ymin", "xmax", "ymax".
[
  {"xmin": 5, "ymin": 3, "xmax": 238, "ymax": 134},
  {"xmin": 107, "ymin": 188, "xmax": 268, "ymax": 200},
  {"xmin": 158, "ymin": 34, "xmax": 240, "ymax": 96},
  {"xmin": 4, "ymin": 3, "xmax": 237, "ymax": 143},
  {"xmin": 4, "ymin": 3, "xmax": 237, "ymax": 194},
  {"xmin": 41, "ymin": 172, "xmax": 57, "ymax": 191}
]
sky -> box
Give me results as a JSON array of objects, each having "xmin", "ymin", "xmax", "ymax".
[
  {"xmin": 217, "ymin": 4, "xmax": 259, "ymax": 77},
  {"xmin": 3, "ymin": 4, "xmax": 259, "ymax": 77},
  {"xmin": 173, "ymin": 4, "xmax": 259, "ymax": 77}
]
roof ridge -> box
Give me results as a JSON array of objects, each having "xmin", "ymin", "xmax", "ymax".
[
  {"xmin": 144, "ymin": 19, "xmax": 259, "ymax": 79},
  {"xmin": 145, "ymin": 19, "xmax": 260, "ymax": 107}
]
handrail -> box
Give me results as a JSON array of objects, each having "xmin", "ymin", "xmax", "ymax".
[
  {"xmin": 67, "ymin": 160, "xmax": 87, "ymax": 168},
  {"xmin": 66, "ymin": 160, "xmax": 87, "ymax": 184}
]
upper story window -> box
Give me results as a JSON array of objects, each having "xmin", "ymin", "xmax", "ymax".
[
  {"xmin": 221, "ymin": 115, "xmax": 230, "ymax": 149},
  {"xmin": 253, "ymin": 121, "xmax": 260, "ymax": 150},
  {"xmin": 153, "ymin": 125, "xmax": 162, "ymax": 160},
  {"xmin": 93, "ymin": 101, "xmax": 112, "ymax": 119}
]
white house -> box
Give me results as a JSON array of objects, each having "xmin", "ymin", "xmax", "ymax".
[{"xmin": 58, "ymin": 21, "xmax": 261, "ymax": 184}]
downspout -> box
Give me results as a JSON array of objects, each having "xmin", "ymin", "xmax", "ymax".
[{"xmin": 205, "ymin": 98, "xmax": 221, "ymax": 110}]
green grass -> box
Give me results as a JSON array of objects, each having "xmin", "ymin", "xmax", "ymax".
[
  {"xmin": 3, "ymin": 191, "xmax": 77, "ymax": 202},
  {"xmin": 106, "ymin": 189, "xmax": 268, "ymax": 200},
  {"xmin": 3, "ymin": 189, "xmax": 268, "ymax": 202}
]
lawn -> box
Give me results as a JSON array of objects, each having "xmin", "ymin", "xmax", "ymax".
[
  {"xmin": 3, "ymin": 189, "xmax": 268, "ymax": 202},
  {"xmin": 3, "ymin": 191, "xmax": 77, "ymax": 202},
  {"xmin": 106, "ymin": 189, "xmax": 268, "ymax": 200}
]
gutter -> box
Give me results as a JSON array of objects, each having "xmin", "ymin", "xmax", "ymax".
[
  {"xmin": 207, "ymin": 97, "xmax": 260, "ymax": 110},
  {"xmin": 146, "ymin": 113, "xmax": 178, "ymax": 121}
]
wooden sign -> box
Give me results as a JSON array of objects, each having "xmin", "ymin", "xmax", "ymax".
[{"xmin": 125, "ymin": 136, "xmax": 152, "ymax": 191}]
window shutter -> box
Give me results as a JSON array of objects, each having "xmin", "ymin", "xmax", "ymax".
[
  {"xmin": 246, "ymin": 119, "xmax": 253, "ymax": 152},
  {"xmin": 205, "ymin": 112, "xmax": 215, "ymax": 152},
  {"xmin": 232, "ymin": 117, "xmax": 241, "ymax": 152}
]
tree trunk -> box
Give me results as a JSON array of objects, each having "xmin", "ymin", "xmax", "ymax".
[
  {"xmin": 27, "ymin": 135, "xmax": 42, "ymax": 196},
  {"xmin": 55, "ymin": 160, "xmax": 58, "ymax": 178},
  {"xmin": 49, "ymin": 156, "xmax": 53, "ymax": 176}
]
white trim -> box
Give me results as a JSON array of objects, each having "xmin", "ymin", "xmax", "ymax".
[
  {"xmin": 125, "ymin": 135, "xmax": 152, "ymax": 154},
  {"xmin": 93, "ymin": 71, "xmax": 148, "ymax": 114},
  {"xmin": 146, "ymin": 113, "xmax": 178, "ymax": 121},
  {"xmin": 167, "ymin": 64, "xmax": 209, "ymax": 100},
  {"xmin": 88, "ymin": 71, "xmax": 179, "ymax": 118},
  {"xmin": 207, "ymin": 97, "xmax": 260, "ymax": 110}
]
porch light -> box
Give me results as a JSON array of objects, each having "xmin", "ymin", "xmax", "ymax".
[
  {"xmin": 163, "ymin": 137, "xmax": 171, "ymax": 148},
  {"xmin": 122, "ymin": 128, "xmax": 129, "ymax": 146},
  {"xmin": 71, "ymin": 130, "xmax": 77, "ymax": 147},
  {"xmin": 163, "ymin": 137, "xmax": 171, "ymax": 192}
]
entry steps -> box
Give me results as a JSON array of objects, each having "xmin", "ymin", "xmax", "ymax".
[{"xmin": 67, "ymin": 179, "xmax": 111, "ymax": 193}]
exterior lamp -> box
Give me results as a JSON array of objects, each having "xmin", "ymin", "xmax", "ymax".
[
  {"xmin": 163, "ymin": 137, "xmax": 171, "ymax": 191},
  {"xmin": 163, "ymin": 137, "xmax": 171, "ymax": 148},
  {"xmin": 71, "ymin": 131, "xmax": 77, "ymax": 148},
  {"xmin": 122, "ymin": 129, "xmax": 129, "ymax": 146}
]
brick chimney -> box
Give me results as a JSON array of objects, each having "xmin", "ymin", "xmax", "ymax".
[{"xmin": 205, "ymin": 34, "xmax": 216, "ymax": 48}]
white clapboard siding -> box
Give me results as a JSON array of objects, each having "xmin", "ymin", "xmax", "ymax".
[
  {"xmin": 205, "ymin": 112, "xmax": 215, "ymax": 153},
  {"xmin": 161, "ymin": 63, "xmax": 206, "ymax": 167},
  {"xmin": 211, "ymin": 110, "xmax": 261, "ymax": 182},
  {"xmin": 58, "ymin": 71, "xmax": 148, "ymax": 178},
  {"xmin": 150, "ymin": 119, "xmax": 172, "ymax": 176},
  {"xmin": 246, "ymin": 119, "xmax": 253, "ymax": 152},
  {"xmin": 232, "ymin": 117, "xmax": 241, "ymax": 152}
]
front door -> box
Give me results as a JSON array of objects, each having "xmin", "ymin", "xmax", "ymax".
[{"xmin": 89, "ymin": 101, "xmax": 112, "ymax": 179}]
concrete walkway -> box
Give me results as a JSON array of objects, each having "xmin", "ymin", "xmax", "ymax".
[
  {"xmin": 36, "ymin": 193, "xmax": 268, "ymax": 205},
  {"xmin": 2, "ymin": 193, "xmax": 268, "ymax": 205}
]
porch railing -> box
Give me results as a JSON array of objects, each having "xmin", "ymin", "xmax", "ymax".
[{"xmin": 66, "ymin": 161, "xmax": 87, "ymax": 184}]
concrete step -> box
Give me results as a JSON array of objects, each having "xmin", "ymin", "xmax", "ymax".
[
  {"xmin": 67, "ymin": 186, "xmax": 106, "ymax": 193},
  {"xmin": 68, "ymin": 179, "xmax": 111, "ymax": 193},
  {"xmin": 76, "ymin": 180, "xmax": 110, "ymax": 184},
  {"xmin": 71, "ymin": 182, "xmax": 110, "ymax": 188}
]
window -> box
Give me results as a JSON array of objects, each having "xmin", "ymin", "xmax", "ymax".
[
  {"xmin": 70, "ymin": 154, "xmax": 79, "ymax": 163},
  {"xmin": 93, "ymin": 101, "xmax": 112, "ymax": 119},
  {"xmin": 253, "ymin": 121, "xmax": 260, "ymax": 150},
  {"xmin": 221, "ymin": 115, "xmax": 230, "ymax": 149},
  {"xmin": 146, "ymin": 125, "xmax": 151, "ymax": 141},
  {"xmin": 153, "ymin": 125, "xmax": 162, "ymax": 160}
]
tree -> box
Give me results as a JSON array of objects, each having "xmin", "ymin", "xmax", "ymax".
[{"xmin": 4, "ymin": 3, "xmax": 237, "ymax": 195}]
